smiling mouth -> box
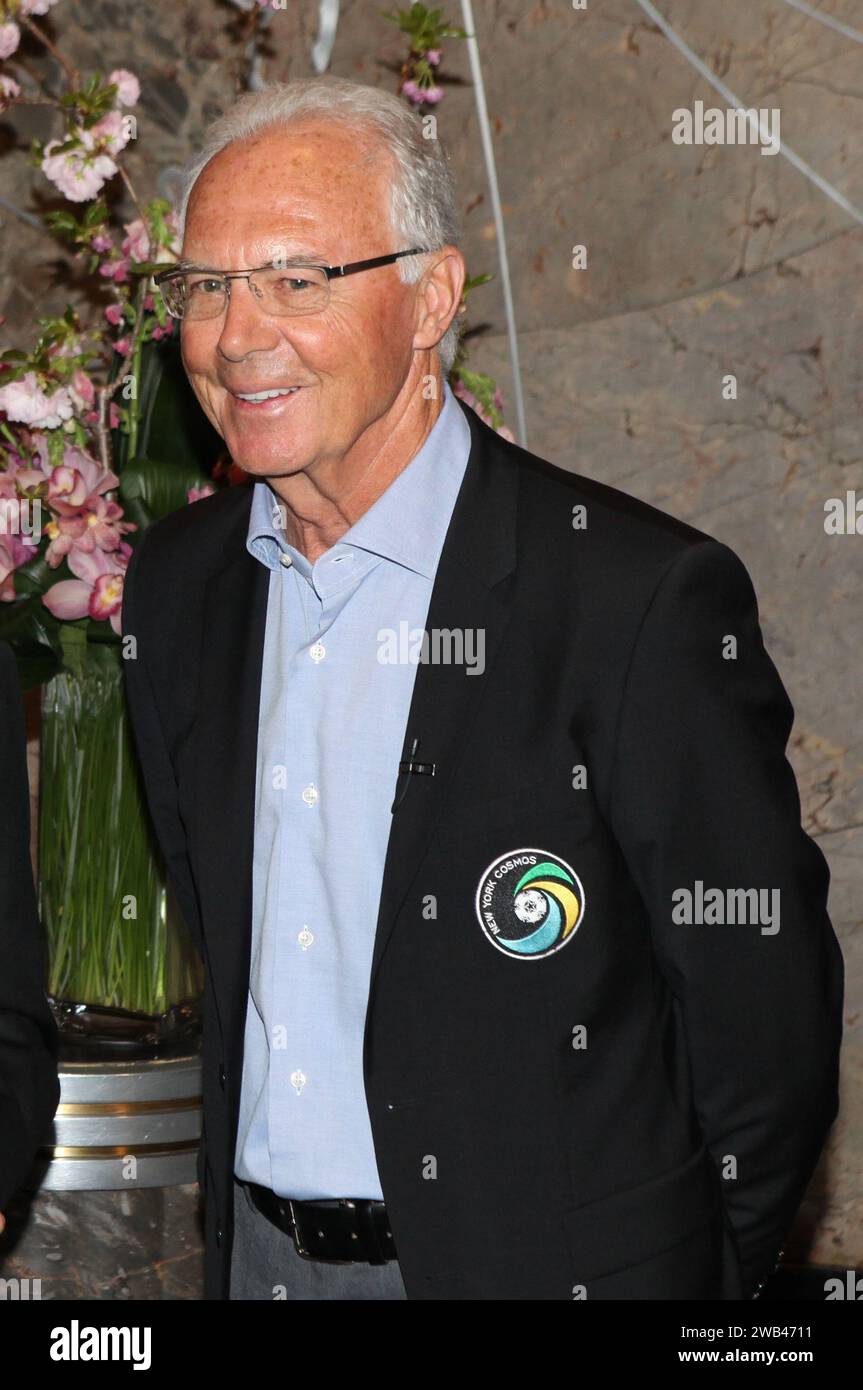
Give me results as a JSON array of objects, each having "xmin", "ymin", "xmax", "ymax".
[{"xmin": 231, "ymin": 386, "xmax": 303, "ymax": 402}]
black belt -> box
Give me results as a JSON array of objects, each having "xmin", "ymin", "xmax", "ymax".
[{"xmin": 245, "ymin": 1181, "xmax": 397, "ymax": 1264}]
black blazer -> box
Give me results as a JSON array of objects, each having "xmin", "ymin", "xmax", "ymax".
[
  {"xmin": 0, "ymin": 642, "xmax": 59, "ymax": 1215},
  {"xmin": 122, "ymin": 399, "xmax": 843, "ymax": 1300}
]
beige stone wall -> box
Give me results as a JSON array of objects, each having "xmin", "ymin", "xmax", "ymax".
[{"xmin": 3, "ymin": 0, "xmax": 859, "ymax": 1270}]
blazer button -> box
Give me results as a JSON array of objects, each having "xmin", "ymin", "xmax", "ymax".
[
  {"xmin": 216, "ymin": 1228, "xmax": 222, "ymax": 1247},
  {"xmin": 218, "ymin": 1064, "xmax": 226, "ymax": 1089}
]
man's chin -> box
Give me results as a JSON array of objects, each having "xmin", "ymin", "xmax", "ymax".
[{"xmin": 229, "ymin": 450, "xmax": 311, "ymax": 482}]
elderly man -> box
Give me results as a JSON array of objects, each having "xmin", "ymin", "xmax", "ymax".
[{"xmin": 122, "ymin": 76, "xmax": 843, "ymax": 1301}]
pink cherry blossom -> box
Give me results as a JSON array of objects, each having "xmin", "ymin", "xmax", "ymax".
[
  {"xmin": 68, "ymin": 367, "xmax": 95, "ymax": 411},
  {"xmin": 99, "ymin": 257, "xmax": 131, "ymax": 282},
  {"xmin": 401, "ymin": 79, "xmax": 444, "ymax": 106},
  {"xmin": 0, "ymin": 371, "xmax": 75, "ymax": 429},
  {"xmin": 426, "ymin": 49, "xmax": 441, "ymax": 65},
  {"xmin": 41, "ymin": 137, "xmax": 118, "ymax": 202},
  {"xmin": 91, "ymin": 232, "xmax": 114, "ymax": 253},
  {"xmin": 90, "ymin": 108, "xmax": 132, "ymax": 156},
  {"xmin": 0, "ymin": 23, "xmax": 20, "ymax": 60},
  {"xmin": 107, "ymin": 68, "xmax": 140, "ymax": 107},
  {"xmin": 113, "ymin": 336, "xmax": 131, "ymax": 355},
  {"xmin": 187, "ymin": 485, "xmax": 215, "ymax": 504},
  {"xmin": 20, "ymin": 0, "xmax": 62, "ymax": 15},
  {"xmin": 122, "ymin": 218, "xmax": 150, "ymax": 262},
  {"xmin": 42, "ymin": 545, "xmax": 128, "ymax": 634},
  {"xmin": 0, "ymin": 75, "xmax": 21, "ymax": 113},
  {"xmin": 104, "ymin": 303, "xmax": 124, "ymax": 326},
  {"xmin": 401, "ymin": 80, "xmax": 423, "ymax": 105}
]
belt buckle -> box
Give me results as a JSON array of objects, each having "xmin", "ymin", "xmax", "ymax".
[
  {"xmin": 286, "ymin": 1198, "xmax": 313, "ymax": 1260},
  {"xmin": 287, "ymin": 1198, "xmax": 358, "ymax": 1262}
]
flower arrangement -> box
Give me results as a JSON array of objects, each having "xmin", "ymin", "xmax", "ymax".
[
  {"xmin": 0, "ymin": 1, "xmax": 219, "ymax": 1033},
  {"xmin": 0, "ymin": 0, "xmax": 511, "ymax": 1033},
  {"xmin": 382, "ymin": 1, "xmax": 515, "ymax": 438},
  {"xmin": 0, "ymin": 4, "xmax": 223, "ymax": 689}
]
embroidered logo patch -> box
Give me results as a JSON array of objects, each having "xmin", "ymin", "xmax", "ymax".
[{"xmin": 475, "ymin": 849, "xmax": 585, "ymax": 959}]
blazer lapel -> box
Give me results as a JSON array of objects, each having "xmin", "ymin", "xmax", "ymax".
[
  {"xmin": 369, "ymin": 405, "xmax": 519, "ymax": 982},
  {"xmin": 194, "ymin": 501, "xmax": 269, "ymax": 1031}
]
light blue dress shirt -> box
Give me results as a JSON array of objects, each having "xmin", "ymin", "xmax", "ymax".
[{"xmin": 234, "ymin": 381, "xmax": 472, "ymax": 1199}]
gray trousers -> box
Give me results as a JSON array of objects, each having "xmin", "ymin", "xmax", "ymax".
[{"xmin": 229, "ymin": 1177, "xmax": 409, "ymax": 1300}]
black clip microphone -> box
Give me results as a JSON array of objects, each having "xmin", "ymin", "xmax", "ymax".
[{"xmin": 391, "ymin": 736, "xmax": 436, "ymax": 812}]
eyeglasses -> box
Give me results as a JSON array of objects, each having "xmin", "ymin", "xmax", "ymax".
[{"xmin": 152, "ymin": 247, "xmax": 432, "ymax": 321}]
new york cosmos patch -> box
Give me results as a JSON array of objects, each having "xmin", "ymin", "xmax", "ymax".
[{"xmin": 475, "ymin": 849, "xmax": 585, "ymax": 960}]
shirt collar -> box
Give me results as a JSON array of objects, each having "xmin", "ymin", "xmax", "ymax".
[{"xmin": 246, "ymin": 379, "xmax": 471, "ymax": 579}]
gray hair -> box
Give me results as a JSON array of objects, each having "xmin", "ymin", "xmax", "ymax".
[{"xmin": 175, "ymin": 76, "xmax": 463, "ymax": 377}]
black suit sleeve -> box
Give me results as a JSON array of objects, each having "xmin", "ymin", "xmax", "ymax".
[
  {"xmin": 0, "ymin": 642, "xmax": 60, "ymax": 1213},
  {"xmin": 121, "ymin": 533, "xmax": 204, "ymax": 957},
  {"xmin": 607, "ymin": 538, "xmax": 844, "ymax": 1299}
]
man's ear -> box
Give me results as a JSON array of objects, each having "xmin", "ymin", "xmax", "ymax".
[{"xmin": 412, "ymin": 247, "xmax": 466, "ymax": 354}]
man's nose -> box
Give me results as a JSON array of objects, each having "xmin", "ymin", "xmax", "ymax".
[{"xmin": 216, "ymin": 279, "xmax": 284, "ymax": 358}]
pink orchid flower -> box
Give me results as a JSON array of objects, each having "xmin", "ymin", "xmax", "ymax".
[
  {"xmin": 47, "ymin": 447, "xmax": 119, "ymax": 517},
  {"xmin": 43, "ymin": 544, "xmax": 130, "ymax": 634},
  {"xmin": 44, "ymin": 515, "xmax": 89, "ymax": 568},
  {"xmin": 0, "ymin": 532, "xmax": 37, "ymax": 601},
  {"xmin": 79, "ymin": 496, "xmax": 136, "ymax": 552}
]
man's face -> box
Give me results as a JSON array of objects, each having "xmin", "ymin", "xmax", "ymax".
[{"xmin": 178, "ymin": 122, "xmax": 426, "ymax": 481}]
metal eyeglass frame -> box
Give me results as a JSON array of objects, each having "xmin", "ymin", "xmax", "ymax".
[{"xmin": 152, "ymin": 247, "xmax": 433, "ymax": 318}]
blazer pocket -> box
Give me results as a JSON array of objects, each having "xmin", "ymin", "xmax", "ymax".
[
  {"xmin": 434, "ymin": 783, "xmax": 593, "ymax": 855},
  {"xmin": 562, "ymin": 1145, "xmax": 721, "ymax": 1284}
]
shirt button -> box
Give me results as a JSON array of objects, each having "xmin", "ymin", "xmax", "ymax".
[
  {"xmin": 302, "ymin": 784, "xmax": 318, "ymax": 806},
  {"xmin": 291, "ymin": 1069, "xmax": 307, "ymax": 1095},
  {"xmin": 298, "ymin": 927, "xmax": 314, "ymax": 949},
  {"xmin": 279, "ymin": 553, "xmax": 292, "ymax": 568},
  {"xmin": 309, "ymin": 641, "xmax": 326, "ymax": 662}
]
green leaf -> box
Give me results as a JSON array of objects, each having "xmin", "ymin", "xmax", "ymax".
[
  {"xmin": 119, "ymin": 455, "xmax": 212, "ymax": 523},
  {"xmin": 58, "ymin": 621, "xmax": 89, "ymax": 679},
  {"xmin": 11, "ymin": 548, "xmax": 54, "ymax": 598}
]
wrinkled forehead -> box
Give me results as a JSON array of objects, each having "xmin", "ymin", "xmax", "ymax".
[{"xmin": 181, "ymin": 121, "xmax": 392, "ymax": 267}]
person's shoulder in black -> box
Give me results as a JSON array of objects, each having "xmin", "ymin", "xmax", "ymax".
[{"xmin": 0, "ymin": 641, "xmax": 60, "ymax": 1225}]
